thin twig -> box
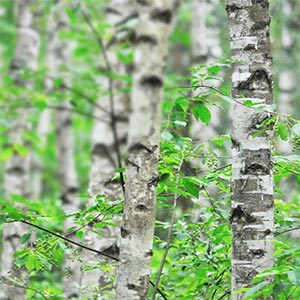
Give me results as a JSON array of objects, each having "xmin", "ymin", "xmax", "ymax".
[
  {"xmin": 46, "ymin": 104, "xmax": 110, "ymax": 124},
  {"xmin": 276, "ymin": 162, "xmax": 300, "ymax": 177},
  {"xmin": 19, "ymin": 219, "xmax": 119, "ymax": 261},
  {"xmin": 45, "ymin": 75, "xmax": 109, "ymax": 114},
  {"xmin": 177, "ymin": 84, "xmax": 300, "ymax": 123},
  {"xmin": 152, "ymin": 156, "xmax": 185, "ymax": 300},
  {"xmin": 0, "ymin": 277, "xmax": 51, "ymax": 300},
  {"xmin": 64, "ymin": 201, "xmax": 123, "ymax": 237},
  {"xmin": 275, "ymin": 227, "xmax": 300, "ymax": 237}
]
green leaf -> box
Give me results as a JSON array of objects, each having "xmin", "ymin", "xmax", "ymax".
[
  {"xmin": 276, "ymin": 123, "xmax": 288, "ymax": 141},
  {"xmin": 183, "ymin": 178, "xmax": 199, "ymax": 198},
  {"xmin": 14, "ymin": 144, "xmax": 28, "ymax": 156},
  {"xmin": 196, "ymin": 104, "xmax": 211, "ymax": 125},
  {"xmin": 25, "ymin": 252, "xmax": 40, "ymax": 271},
  {"xmin": 21, "ymin": 233, "xmax": 31, "ymax": 244},
  {"xmin": 207, "ymin": 65, "xmax": 222, "ymax": 75},
  {"xmin": 74, "ymin": 47, "xmax": 89, "ymax": 58},
  {"xmin": 76, "ymin": 230, "xmax": 84, "ymax": 240},
  {"xmin": 1, "ymin": 147, "xmax": 13, "ymax": 161}
]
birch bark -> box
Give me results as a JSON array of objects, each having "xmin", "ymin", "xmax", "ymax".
[
  {"xmin": 226, "ymin": 1, "xmax": 274, "ymax": 298},
  {"xmin": 115, "ymin": 1, "xmax": 177, "ymax": 299},
  {"xmin": 80, "ymin": 1, "xmax": 132, "ymax": 297},
  {"xmin": 46, "ymin": 1, "xmax": 81, "ymax": 296},
  {"xmin": 0, "ymin": 0, "xmax": 40, "ymax": 299}
]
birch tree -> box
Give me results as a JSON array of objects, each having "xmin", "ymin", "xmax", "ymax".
[
  {"xmin": 80, "ymin": 1, "xmax": 133, "ymax": 296},
  {"xmin": 45, "ymin": 1, "xmax": 81, "ymax": 296},
  {"xmin": 190, "ymin": 0, "xmax": 222, "ymax": 142},
  {"xmin": 226, "ymin": 0, "xmax": 274, "ymax": 298},
  {"xmin": 0, "ymin": 0, "xmax": 40, "ymax": 299},
  {"xmin": 116, "ymin": 1, "xmax": 178, "ymax": 299},
  {"xmin": 277, "ymin": 0, "xmax": 299, "ymax": 153}
]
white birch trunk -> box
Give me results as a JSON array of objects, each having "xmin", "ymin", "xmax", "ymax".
[
  {"xmin": 0, "ymin": 0, "xmax": 40, "ymax": 299},
  {"xmin": 115, "ymin": 1, "xmax": 177, "ymax": 299},
  {"xmin": 277, "ymin": 0, "xmax": 298, "ymax": 153},
  {"xmin": 226, "ymin": 1, "xmax": 274, "ymax": 298},
  {"xmin": 190, "ymin": 0, "xmax": 222, "ymax": 140},
  {"xmin": 190, "ymin": 0, "xmax": 222, "ymax": 219},
  {"xmin": 80, "ymin": 1, "xmax": 132, "ymax": 297},
  {"xmin": 45, "ymin": 1, "xmax": 81, "ymax": 296},
  {"xmin": 31, "ymin": 109, "xmax": 51, "ymax": 200}
]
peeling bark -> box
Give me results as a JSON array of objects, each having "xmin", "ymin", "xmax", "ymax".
[
  {"xmin": 0, "ymin": 1, "xmax": 40, "ymax": 299},
  {"xmin": 115, "ymin": 1, "xmax": 177, "ymax": 299},
  {"xmin": 226, "ymin": 0, "xmax": 274, "ymax": 298}
]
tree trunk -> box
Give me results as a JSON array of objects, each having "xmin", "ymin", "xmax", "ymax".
[
  {"xmin": 115, "ymin": 1, "xmax": 177, "ymax": 299},
  {"xmin": 277, "ymin": 0, "xmax": 298, "ymax": 153},
  {"xmin": 190, "ymin": 0, "xmax": 223, "ymax": 220},
  {"xmin": 0, "ymin": 0, "xmax": 40, "ymax": 299},
  {"xmin": 226, "ymin": 0, "xmax": 274, "ymax": 298},
  {"xmin": 80, "ymin": 1, "xmax": 132, "ymax": 297},
  {"xmin": 45, "ymin": 1, "xmax": 81, "ymax": 296}
]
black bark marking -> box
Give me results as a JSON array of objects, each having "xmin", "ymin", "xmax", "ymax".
[
  {"xmin": 103, "ymin": 243, "xmax": 120, "ymax": 258},
  {"xmin": 237, "ymin": 69, "xmax": 272, "ymax": 98},
  {"xmin": 7, "ymin": 166, "xmax": 24, "ymax": 175},
  {"xmin": 136, "ymin": 35, "xmax": 157, "ymax": 45},
  {"xmin": 230, "ymin": 205, "xmax": 256, "ymax": 224},
  {"xmin": 92, "ymin": 144, "xmax": 116, "ymax": 168},
  {"xmin": 126, "ymin": 158, "xmax": 140, "ymax": 171},
  {"xmin": 147, "ymin": 176, "xmax": 159, "ymax": 188},
  {"xmin": 141, "ymin": 75, "xmax": 162, "ymax": 88},
  {"xmin": 121, "ymin": 226, "xmax": 130, "ymax": 238},
  {"xmin": 230, "ymin": 134, "xmax": 241, "ymax": 149},
  {"xmin": 127, "ymin": 283, "xmax": 136, "ymax": 290},
  {"xmin": 135, "ymin": 204, "xmax": 148, "ymax": 211},
  {"xmin": 251, "ymin": 249, "xmax": 265, "ymax": 258},
  {"xmin": 61, "ymin": 187, "xmax": 78, "ymax": 204},
  {"xmin": 137, "ymin": 0, "xmax": 149, "ymax": 5},
  {"xmin": 264, "ymin": 229, "xmax": 271, "ymax": 236},
  {"xmin": 241, "ymin": 149, "xmax": 271, "ymax": 175},
  {"xmin": 145, "ymin": 249, "xmax": 153, "ymax": 257},
  {"xmin": 151, "ymin": 9, "xmax": 172, "ymax": 24},
  {"xmin": 129, "ymin": 142, "xmax": 157, "ymax": 153},
  {"xmin": 106, "ymin": 7, "xmax": 122, "ymax": 16}
]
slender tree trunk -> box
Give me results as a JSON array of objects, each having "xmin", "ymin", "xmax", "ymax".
[
  {"xmin": 277, "ymin": 0, "xmax": 298, "ymax": 153},
  {"xmin": 190, "ymin": 0, "xmax": 222, "ymax": 220},
  {"xmin": 190, "ymin": 0, "xmax": 222, "ymax": 139},
  {"xmin": 0, "ymin": 1, "xmax": 40, "ymax": 299},
  {"xmin": 115, "ymin": 1, "xmax": 177, "ymax": 299},
  {"xmin": 31, "ymin": 109, "xmax": 51, "ymax": 200},
  {"xmin": 226, "ymin": 1, "xmax": 274, "ymax": 298},
  {"xmin": 80, "ymin": 1, "xmax": 132, "ymax": 297},
  {"xmin": 45, "ymin": 1, "xmax": 81, "ymax": 296}
]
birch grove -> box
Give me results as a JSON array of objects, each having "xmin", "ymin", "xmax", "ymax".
[
  {"xmin": 226, "ymin": 0, "xmax": 274, "ymax": 298},
  {"xmin": 0, "ymin": 0, "xmax": 300, "ymax": 299}
]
